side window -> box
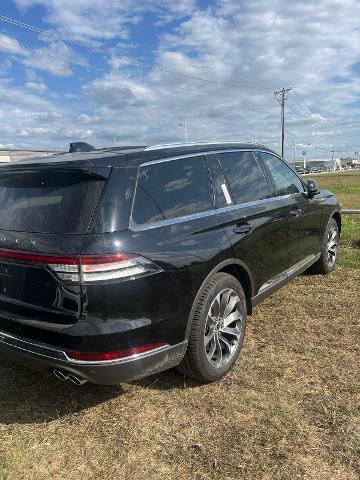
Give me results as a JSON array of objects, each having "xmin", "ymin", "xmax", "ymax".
[
  {"xmin": 132, "ymin": 156, "xmax": 212, "ymax": 225},
  {"xmin": 217, "ymin": 151, "xmax": 272, "ymax": 204},
  {"xmin": 206, "ymin": 154, "xmax": 233, "ymax": 208},
  {"xmin": 260, "ymin": 152, "xmax": 305, "ymax": 196}
]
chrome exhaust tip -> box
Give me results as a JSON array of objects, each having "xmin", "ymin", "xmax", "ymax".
[
  {"xmin": 53, "ymin": 369, "xmax": 70, "ymax": 382},
  {"xmin": 68, "ymin": 374, "xmax": 88, "ymax": 386}
]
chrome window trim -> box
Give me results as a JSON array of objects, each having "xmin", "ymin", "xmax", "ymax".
[
  {"xmin": 129, "ymin": 147, "xmax": 305, "ymax": 231},
  {"xmin": 130, "ymin": 149, "xmax": 271, "ymax": 230},
  {"xmin": 130, "ymin": 195, "xmax": 285, "ymax": 231},
  {"xmin": 140, "ymin": 148, "xmax": 255, "ymax": 166}
]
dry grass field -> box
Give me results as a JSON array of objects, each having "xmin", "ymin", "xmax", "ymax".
[{"xmin": 0, "ymin": 172, "xmax": 359, "ymax": 480}]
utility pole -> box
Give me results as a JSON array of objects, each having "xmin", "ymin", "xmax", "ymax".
[
  {"xmin": 178, "ymin": 122, "xmax": 188, "ymax": 143},
  {"xmin": 302, "ymin": 150, "xmax": 307, "ymax": 170},
  {"xmin": 293, "ymin": 139, "xmax": 297, "ymax": 165},
  {"xmin": 274, "ymin": 87, "xmax": 292, "ymax": 157},
  {"xmin": 331, "ymin": 144, "xmax": 335, "ymax": 170}
]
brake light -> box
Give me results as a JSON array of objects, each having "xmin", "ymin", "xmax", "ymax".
[
  {"xmin": 80, "ymin": 254, "xmax": 159, "ymax": 282},
  {"xmin": 66, "ymin": 343, "xmax": 165, "ymax": 362},
  {"xmin": 0, "ymin": 250, "xmax": 162, "ymax": 283}
]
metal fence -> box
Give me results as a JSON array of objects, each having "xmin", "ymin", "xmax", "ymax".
[{"xmin": 341, "ymin": 210, "xmax": 360, "ymax": 215}]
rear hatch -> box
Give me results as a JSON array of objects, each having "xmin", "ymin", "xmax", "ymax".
[{"xmin": 0, "ymin": 165, "xmax": 109, "ymax": 324}]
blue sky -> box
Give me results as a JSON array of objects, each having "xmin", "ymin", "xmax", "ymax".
[{"xmin": 0, "ymin": 0, "xmax": 359, "ymax": 159}]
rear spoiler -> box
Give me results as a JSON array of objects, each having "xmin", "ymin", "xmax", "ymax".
[{"xmin": 69, "ymin": 142, "xmax": 96, "ymax": 153}]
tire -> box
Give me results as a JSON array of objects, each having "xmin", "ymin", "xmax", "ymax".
[
  {"xmin": 179, "ymin": 272, "xmax": 247, "ymax": 383},
  {"xmin": 311, "ymin": 217, "xmax": 339, "ymax": 274}
]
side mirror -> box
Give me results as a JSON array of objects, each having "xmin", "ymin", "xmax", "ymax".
[{"xmin": 307, "ymin": 179, "xmax": 320, "ymax": 197}]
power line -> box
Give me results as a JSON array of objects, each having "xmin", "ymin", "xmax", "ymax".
[
  {"xmin": 284, "ymin": 130, "xmax": 330, "ymax": 152},
  {"xmin": 286, "ymin": 96, "xmax": 360, "ymax": 149},
  {"xmin": 289, "ymin": 91, "xmax": 359, "ymax": 145},
  {"xmin": 285, "ymin": 101, "xmax": 320, "ymax": 127},
  {"xmin": 0, "ymin": 13, "xmax": 275, "ymax": 91},
  {"xmin": 288, "ymin": 93, "xmax": 336, "ymax": 134},
  {"xmin": 0, "ymin": 43, "xmax": 249, "ymax": 102},
  {"xmin": 1, "ymin": 13, "xmax": 358, "ymax": 153},
  {"xmin": 291, "ymin": 90, "xmax": 338, "ymax": 130},
  {"xmin": 0, "ymin": 38, "xmax": 105, "ymax": 72}
]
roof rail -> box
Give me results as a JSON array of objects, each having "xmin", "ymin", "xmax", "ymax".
[{"xmin": 144, "ymin": 141, "xmax": 259, "ymax": 151}]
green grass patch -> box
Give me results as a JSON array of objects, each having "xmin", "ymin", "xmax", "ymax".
[
  {"xmin": 0, "ymin": 453, "xmax": 18, "ymax": 480},
  {"xmin": 338, "ymin": 247, "xmax": 360, "ymax": 269},
  {"xmin": 304, "ymin": 171, "xmax": 360, "ymax": 247},
  {"xmin": 341, "ymin": 216, "xmax": 360, "ymax": 248},
  {"xmin": 312, "ymin": 171, "xmax": 360, "ymax": 210}
]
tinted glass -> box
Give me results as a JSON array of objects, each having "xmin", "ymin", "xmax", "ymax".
[
  {"xmin": 89, "ymin": 167, "xmax": 137, "ymax": 234},
  {"xmin": 218, "ymin": 151, "xmax": 271, "ymax": 204},
  {"xmin": 206, "ymin": 154, "xmax": 233, "ymax": 208},
  {"xmin": 132, "ymin": 156, "xmax": 212, "ymax": 224},
  {"xmin": 0, "ymin": 168, "xmax": 107, "ymax": 233},
  {"xmin": 260, "ymin": 152, "xmax": 304, "ymax": 195}
]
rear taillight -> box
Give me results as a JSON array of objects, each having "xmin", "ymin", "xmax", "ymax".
[
  {"xmin": 0, "ymin": 250, "xmax": 162, "ymax": 283},
  {"xmin": 80, "ymin": 254, "xmax": 160, "ymax": 282}
]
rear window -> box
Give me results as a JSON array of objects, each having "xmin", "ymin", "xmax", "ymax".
[
  {"xmin": 0, "ymin": 167, "xmax": 108, "ymax": 234},
  {"xmin": 132, "ymin": 156, "xmax": 212, "ymax": 225}
]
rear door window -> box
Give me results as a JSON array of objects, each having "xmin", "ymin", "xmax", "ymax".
[
  {"xmin": 217, "ymin": 151, "xmax": 272, "ymax": 204},
  {"xmin": 206, "ymin": 154, "xmax": 233, "ymax": 208},
  {"xmin": 259, "ymin": 152, "xmax": 305, "ymax": 195},
  {"xmin": 132, "ymin": 156, "xmax": 212, "ymax": 225},
  {"xmin": 0, "ymin": 167, "xmax": 108, "ymax": 233}
]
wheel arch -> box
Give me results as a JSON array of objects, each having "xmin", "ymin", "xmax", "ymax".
[
  {"xmin": 331, "ymin": 210, "xmax": 342, "ymax": 234},
  {"xmin": 184, "ymin": 258, "xmax": 254, "ymax": 341}
]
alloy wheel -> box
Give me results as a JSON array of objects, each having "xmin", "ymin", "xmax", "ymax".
[
  {"xmin": 204, "ymin": 288, "xmax": 243, "ymax": 368},
  {"xmin": 327, "ymin": 224, "xmax": 338, "ymax": 267}
]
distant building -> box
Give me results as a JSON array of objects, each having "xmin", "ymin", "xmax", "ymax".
[
  {"xmin": 0, "ymin": 149, "xmax": 63, "ymax": 163},
  {"xmin": 289, "ymin": 157, "xmax": 335, "ymax": 170},
  {"xmin": 338, "ymin": 157, "xmax": 359, "ymax": 168}
]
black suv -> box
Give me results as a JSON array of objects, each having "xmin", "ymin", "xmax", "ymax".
[{"xmin": 0, "ymin": 143, "xmax": 341, "ymax": 385}]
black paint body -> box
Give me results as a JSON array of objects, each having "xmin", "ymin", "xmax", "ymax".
[{"xmin": 0, "ymin": 143, "xmax": 341, "ymax": 383}]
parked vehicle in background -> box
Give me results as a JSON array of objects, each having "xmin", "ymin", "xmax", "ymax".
[
  {"xmin": 0, "ymin": 142, "xmax": 341, "ymax": 385},
  {"xmin": 295, "ymin": 166, "xmax": 306, "ymax": 174}
]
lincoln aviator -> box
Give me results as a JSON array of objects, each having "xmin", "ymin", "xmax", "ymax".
[{"xmin": 0, "ymin": 143, "xmax": 341, "ymax": 384}]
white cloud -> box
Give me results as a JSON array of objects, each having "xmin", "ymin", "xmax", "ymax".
[
  {"xmin": 13, "ymin": 0, "xmax": 197, "ymax": 41},
  {"xmin": 0, "ymin": 32, "xmax": 83, "ymax": 76},
  {"xmin": 0, "ymin": 33, "xmax": 25, "ymax": 55},
  {"xmin": 1, "ymin": 0, "xmax": 359, "ymax": 157},
  {"xmin": 21, "ymin": 41, "xmax": 77, "ymax": 76},
  {"xmin": 20, "ymin": 126, "xmax": 52, "ymax": 137},
  {"xmin": 25, "ymin": 81, "xmax": 47, "ymax": 93}
]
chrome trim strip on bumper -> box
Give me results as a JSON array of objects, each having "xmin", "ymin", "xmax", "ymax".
[
  {"xmin": 0, "ymin": 330, "xmax": 177, "ymax": 366},
  {"xmin": 64, "ymin": 344, "xmax": 172, "ymax": 365},
  {"xmin": 0, "ymin": 330, "xmax": 68, "ymax": 361}
]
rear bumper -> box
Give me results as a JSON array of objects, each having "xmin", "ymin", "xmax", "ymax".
[{"xmin": 0, "ymin": 331, "xmax": 187, "ymax": 385}]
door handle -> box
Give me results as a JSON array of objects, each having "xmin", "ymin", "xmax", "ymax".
[
  {"xmin": 233, "ymin": 223, "xmax": 252, "ymax": 234},
  {"xmin": 289, "ymin": 208, "xmax": 303, "ymax": 217}
]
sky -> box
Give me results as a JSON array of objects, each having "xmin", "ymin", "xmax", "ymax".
[{"xmin": 0, "ymin": 0, "xmax": 359, "ymax": 159}]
